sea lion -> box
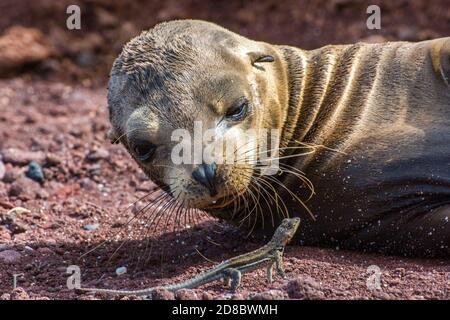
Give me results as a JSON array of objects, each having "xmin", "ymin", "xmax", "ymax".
[{"xmin": 107, "ymin": 20, "xmax": 450, "ymax": 257}]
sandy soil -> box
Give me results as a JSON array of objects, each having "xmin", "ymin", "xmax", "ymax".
[{"xmin": 0, "ymin": 79, "xmax": 448, "ymax": 300}]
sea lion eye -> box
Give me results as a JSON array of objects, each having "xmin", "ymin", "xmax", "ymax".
[
  {"xmin": 226, "ymin": 98, "xmax": 249, "ymax": 121},
  {"xmin": 133, "ymin": 141, "xmax": 157, "ymax": 162}
]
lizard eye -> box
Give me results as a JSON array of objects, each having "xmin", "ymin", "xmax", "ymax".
[{"xmin": 133, "ymin": 140, "xmax": 157, "ymax": 162}]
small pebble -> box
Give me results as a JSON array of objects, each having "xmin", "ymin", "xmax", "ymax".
[
  {"xmin": 86, "ymin": 148, "xmax": 110, "ymax": 161},
  {"xmin": 83, "ymin": 223, "xmax": 100, "ymax": 231},
  {"xmin": 24, "ymin": 245, "xmax": 34, "ymax": 252},
  {"xmin": 26, "ymin": 161, "xmax": 45, "ymax": 183},
  {"xmin": 115, "ymin": 266, "xmax": 127, "ymax": 276}
]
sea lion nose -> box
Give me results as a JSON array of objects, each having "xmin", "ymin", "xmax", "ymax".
[{"xmin": 192, "ymin": 162, "xmax": 218, "ymax": 197}]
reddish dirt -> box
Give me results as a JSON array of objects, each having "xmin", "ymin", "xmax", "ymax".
[{"xmin": 0, "ymin": 1, "xmax": 449, "ymax": 300}]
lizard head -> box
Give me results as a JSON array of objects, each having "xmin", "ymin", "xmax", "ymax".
[{"xmin": 272, "ymin": 217, "xmax": 301, "ymax": 245}]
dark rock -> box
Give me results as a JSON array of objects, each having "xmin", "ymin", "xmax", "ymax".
[
  {"xmin": 26, "ymin": 161, "xmax": 45, "ymax": 183},
  {"xmin": 8, "ymin": 221, "xmax": 28, "ymax": 234}
]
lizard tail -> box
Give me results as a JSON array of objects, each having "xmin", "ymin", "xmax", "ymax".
[{"xmin": 76, "ymin": 286, "xmax": 158, "ymax": 296}]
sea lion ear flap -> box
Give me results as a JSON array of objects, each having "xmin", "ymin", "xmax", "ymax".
[
  {"xmin": 430, "ymin": 39, "xmax": 450, "ymax": 88},
  {"xmin": 248, "ymin": 52, "xmax": 275, "ymax": 67}
]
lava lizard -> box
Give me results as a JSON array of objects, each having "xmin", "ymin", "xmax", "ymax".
[{"xmin": 78, "ymin": 217, "xmax": 300, "ymax": 296}]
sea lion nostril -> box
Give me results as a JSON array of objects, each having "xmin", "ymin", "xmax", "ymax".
[{"xmin": 192, "ymin": 162, "xmax": 218, "ymax": 197}]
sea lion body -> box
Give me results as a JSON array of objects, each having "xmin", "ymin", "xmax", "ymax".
[
  {"xmin": 272, "ymin": 40, "xmax": 450, "ymax": 256},
  {"xmin": 107, "ymin": 20, "xmax": 450, "ymax": 257}
]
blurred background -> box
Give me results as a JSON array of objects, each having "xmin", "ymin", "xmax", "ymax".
[{"xmin": 0, "ymin": 0, "xmax": 449, "ymax": 86}]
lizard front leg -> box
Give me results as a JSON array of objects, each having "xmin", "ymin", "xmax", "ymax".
[
  {"xmin": 266, "ymin": 262, "xmax": 274, "ymax": 283},
  {"xmin": 274, "ymin": 249, "xmax": 287, "ymax": 279}
]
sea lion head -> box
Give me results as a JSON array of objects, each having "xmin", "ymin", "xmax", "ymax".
[{"xmin": 107, "ymin": 20, "xmax": 288, "ymax": 213}]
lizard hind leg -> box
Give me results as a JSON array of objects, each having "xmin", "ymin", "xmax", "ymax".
[{"xmin": 222, "ymin": 268, "xmax": 242, "ymax": 292}]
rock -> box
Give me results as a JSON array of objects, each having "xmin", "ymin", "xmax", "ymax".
[
  {"xmin": 46, "ymin": 239, "xmax": 57, "ymax": 246},
  {"xmin": 175, "ymin": 289, "xmax": 199, "ymax": 300},
  {"xmin": 8, "ymin": 221, "xmax": 28, "ymax": 235},
  {"xmin": 0, "ymin": 226, "xmax": 11, "ymax": 241},
  {"xmin": 86, "ymin": 148, "xmax": 110, "ymax": 161},
  {"xmin": 24, "ymin": 246, "xmax": 34, "ymax": 252},
  {"xmin": 115, "ymin": 266, "xmax": 127, "ymax": 276},
  {"xmin": 2, "ymin": 164, "xmax": 20, "ymax": 183},
  {"xmin": 0, "ymin": 249, "xmax": 22, "ymax": 264},
  {"xmin": 1, "ymin": 148, "xmax": 45, "ymax": 166},
  {"xmin": 8, "ymin": 176, "xmax": 41, "ymax": 199},
  {"xmin": 82, "ymin": 223, "xmax": 100, "ymax": 231},
  {"xmin": 218, "ymin": 293, "xmax": 245, "ymax": 300},
  {"xmin": 0, "ymin": 293, "xmax": 10, "ymax": 300},
  {"xmin": 201, "ymin": 292, "xmax": 214, "ymax": 300},
  {"xmin": 0, "ymin": 160, "xmax": 5, "ymax": 180},
  {"xmin": 80, "ymin": 178, "xmax": 97, "ymax": 191},
  {"xmin": 10, "ymin": 287, "xmax": 29, "ymax": 300},
  {"xmin": 0, "ymin": 26, "xmax": 52, "ymax": 76},
  {"xmin": 287, "ymin": 276, "xmax": 325, "ymax": 300},
  {"xmin": 250, "ymin": 290, "xmax": 287, "ymax": 300},
  {"xmin": 151, "ymin": 288, "xmax": 175, "ymax": 300},
  {"xmin": 45, "ymin": 153, "xmax": 62, "ymax": 166},
  {"xmin": 26, "ymin": 161, "xmax": 45, "ymax": 183}
]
